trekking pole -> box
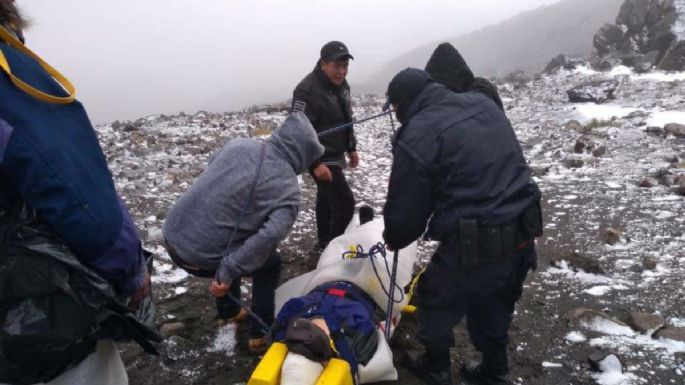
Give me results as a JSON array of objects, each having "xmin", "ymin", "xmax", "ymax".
[
  {"xmin": 226, "ymin": 293, "xmax": 271, "ymax": 335},
  {"xmin": 384, "ymin": 250, "xmax": 400, "ymax": 341},
  {"xmin": 317, "ymin": 110, "xmax": 393, "ymax": 138}
]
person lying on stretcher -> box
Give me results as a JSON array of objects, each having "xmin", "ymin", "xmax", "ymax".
[{"xmin": 257, "ymin": 206, "xmax": 419, "ymax": 385}]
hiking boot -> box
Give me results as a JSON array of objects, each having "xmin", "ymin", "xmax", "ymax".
[
  {"xmin": 248, "ymin": 336, "xmax": 270, "ymax": 355},
  {"xmin": 403, "ymin": 351, "xmax": 453, "ymax": 385},
  {"xmin": 459, "ymin": 361, "xmax": 511, "ymax": 385},
  {"xmin": 215, "ymin": 308, "xmax": 248, "ymax": 327}
]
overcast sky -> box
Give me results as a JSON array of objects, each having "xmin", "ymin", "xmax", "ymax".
[{"xmin": 16, "ymin": 0, "xmax": 559, "ymax": 123}]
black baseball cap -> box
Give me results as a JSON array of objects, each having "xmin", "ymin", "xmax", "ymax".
[{"xmin": 320, "ymin": 41, "xmax": 354, "ymax": 62}]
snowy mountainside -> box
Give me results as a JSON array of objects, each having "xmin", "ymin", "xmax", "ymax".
[{"xmin": 99, "ymin": 67, "xmax": 685, "ymax": 385}]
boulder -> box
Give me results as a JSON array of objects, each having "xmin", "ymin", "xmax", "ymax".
[
  {"xmin": 550, "ymin": 252, "xmax": 604, "ymax": 274},
  {"xmin": 160, "ymin": 322, "xmax": 186, "ymax": 338},
  {"xmin": 592, "ymin": 0, "xmax": 682, "ymax": 71},
  {"xmin": 565, "ymin": 308, "xmax": 629, "ymax": 329},
  {"xmin": 639, "ymin": 177, "xmax": 659, "ymax": 188},
  {"xmin": 642, "ymin": 256, "xmax": 658, "ymax": 270},
  {"xmin": 613, "ymin": 311, "xmax": 665, "ymax": 333},
  {"xmin": 664, "ymin": 123, "xmax": 685, "ymax": 138},
  {"xmin": 588, "ymin": 352, "xmax": 623, "ymax": 375},
  {"xmin": 574, "ymin": 135, "xmax": 600, "ymax": 154},
  {"xmin": 621, "ymin": 51, "xmax": 659, "ymax": 73},
  {"xmin": 679, "ymin": 180, "xmax": 685, "ymax": 196},
  {"xmin": 605, "ymin": 228, "xmax": 622, "ymax": 245},
  {"xmin": 567, "ymin": 79, "xmax": 618, "ymax": 104},
  {"xmin": 543, "ymin": 54, "xmax": 569, "ymax": 74},
  {"xmin": 645, "ymin": 126, "xmax": 664, "ymax": 135},
  {"xmin": 654, "ymin": 326, "xmax": 685, "ymax": 343},
  {"xmin": 543, "ymin": 54, "xmax": 587, "ymax": 74},
  {"xmin": 563, "ymin": 158, "xmax": 585, "ymax": 169},
  {"xmin": 593, "ymin": 24, "xmax": 629, "ymax": 55},
  {"xmin": 592, "ymin": 145, "xmax": 608, "ymax": 157},
  {"xmin": 531, "ymin": 165, "xmax": 551, "ymax": 177},
  {"xmin": 658, "ymin": 40, "xmax": 685, "ymax": 71},
  {"xmin": 565, "ymin": 119, "xmax": 585, "ymax": 133}
]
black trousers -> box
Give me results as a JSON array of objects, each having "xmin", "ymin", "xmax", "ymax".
[
  {"xmin": 313, "ymin": 165, "xmax": 355, "ymax": 246},
  {"xmin": 165, "ymin": 241, "xmax": 281, "ymax": 339},
  {"xmin": 417, "ymin": 242, "xmax": 536, "ymax": 375},
  {"xmin": 216, "ymin": 251, "xmax": 281, "ymax": 338}
]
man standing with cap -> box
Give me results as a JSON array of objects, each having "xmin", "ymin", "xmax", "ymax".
[{"xmin": 291, "ymin": 41, "xmax": 358, "ymax": 250}]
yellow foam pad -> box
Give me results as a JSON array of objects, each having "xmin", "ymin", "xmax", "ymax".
[
  {"xmin": 315, "ymin": 358, "xmax": 354, "ymax": 385},
  {"xmin": 248, "ymin": 342, "xmax": 289, "ymax": 385}
]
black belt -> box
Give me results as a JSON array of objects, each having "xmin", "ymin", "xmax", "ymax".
[
  {"xmin": 442, "ymin": 218, "xmax": 530, "ymax": 269},
  {"xmin": 163, "ymin": 239, "xmax": 216, "ymax": 279}
]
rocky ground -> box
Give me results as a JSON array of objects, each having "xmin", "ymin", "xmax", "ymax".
[{"xmin": 99, "ymin": 65, "xmax": 685, "ymax": 385}]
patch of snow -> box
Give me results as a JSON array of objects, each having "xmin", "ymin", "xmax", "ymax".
[
  {"xmin": 608, "ymin": 66, "xmax": 633, "ymax": 77},
  {"xmin": 593, "ymin": 354, "xmax": 636, "ymax": 385},
  {"xmin": 654, "ymin": 337, "xmax": 685, "ymax": 354},
  {"xmin": 574, "ymin": 65, "xmax": 599, "ymax": 75},
  {"xmin": 542, "ymin": 361, "xmax": 563, "ymax": 368},
  {"xmin": 646, "ymin": 110, "xmax": 685, "ymax": 127},
  {"xmin": 174, "ymin": 286, "xmax": 188, "ymax": 295},
  {"xmin": 153, "ymin": 261, "xmax": 189, "ymax": 284},
  {"xmin": 634, "ymin": 71, "xmax": 685, "ymax": 82},
  {"xmin": 545, "ymin": 261, "xmax": 613, "ymax": 285},
  {"xmin": 673, "ymin": 0, "xmax": 685, "ymax": 39},
  {"xmin": 581, "ymin": 317, "xmax": 635, "ymax": 336},
  {"xmin": 565, "ymin": 331, "xmax": 587, "ymax": 343},
  {"xmin": 584, "ymin": 285, "xmax": 613, "ymax": 296},
  {"xmin": 671, "ymin": 318, "xmax": 685, "ymax": 327},
  {"xmin": 207, "ymin": 323, "xmax": 237, "ymax": 357},
  {"xmin": 572, "ymin": 104, "xmax": 638, "ymax": 124}
]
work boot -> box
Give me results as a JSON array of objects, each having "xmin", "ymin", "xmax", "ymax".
[
  {"xmin": 459, "ymin": 361, "xmax": 511, "ymax": 385},
  {"xmin": 248, "ymin": 336, "xmax": 270, "ymax": 355},
  {"xmin": 215, "ymin": 308, "xmax": 248, "ymax": 327},
  {"xmin": 403, "ymin": 351, "xmax": 453, "ymax": 385}
]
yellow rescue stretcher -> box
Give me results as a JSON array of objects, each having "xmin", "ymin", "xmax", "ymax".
[{"xmin": 248, "ymin": 342, "xmax": 353, "ymax": 385}]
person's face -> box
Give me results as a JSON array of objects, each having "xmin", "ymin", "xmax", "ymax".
[{"xmin": 320, "ymin": 58, "xmax": 349, "ymax": 86}]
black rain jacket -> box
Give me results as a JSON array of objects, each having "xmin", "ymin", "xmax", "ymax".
[
  {"xmin": 383, "ymin": 82, "xmax": 539, "ymax": 250},
  {"xmin": 292, "ymin": 64, "xmax": 356, "ymax": 169}
]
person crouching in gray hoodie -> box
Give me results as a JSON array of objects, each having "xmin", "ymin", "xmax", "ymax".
[{"xmin": 163, "ymin": 112, "xmax": 324, "ymax": 354}]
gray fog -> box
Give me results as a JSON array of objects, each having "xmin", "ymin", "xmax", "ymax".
[{"xmin": 16, "ymin": 0, "xmax": 559, "ymax": 123}]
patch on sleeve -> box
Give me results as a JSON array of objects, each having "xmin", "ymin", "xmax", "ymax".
[{"xmin": 292, "ymin": 100, "xmax": 307, "ymax": 113}]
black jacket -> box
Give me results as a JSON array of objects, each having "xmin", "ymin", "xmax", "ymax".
[
  {"xmin": 425, "ymin": 42, "xmax": 504, "ymax": 110},
  {"xmin": 383, "ymin": 82, "xmax": 539, "ymax": 250},
  {"xmin": 292, "ymin": 64, "xmax": 356, "ymax": 168}
]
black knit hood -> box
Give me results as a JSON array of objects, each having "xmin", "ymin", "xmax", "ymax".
[
  {"xmin": 425, "ymin": 42, "xmax": 474, "ymax": 93},
  {"xmin": 386, "ymin": 68, "xmax": 433, "ymax": 125}
]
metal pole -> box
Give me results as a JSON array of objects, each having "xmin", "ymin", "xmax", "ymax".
[
  {"xmin": 384, "ymin": 250, "xmax": 400, "ymax": 341},
  {"xmin": 317, "ymin": 110, "xmax": 392, "ymax": 138},
  {"xmin": 226, "ymin": 293, "xmax": 270, "ymax": 335}
]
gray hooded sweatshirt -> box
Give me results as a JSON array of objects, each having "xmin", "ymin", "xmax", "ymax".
[{"xmin": 163, "ymin": 112, "xmax": 324, "ymax": 284}]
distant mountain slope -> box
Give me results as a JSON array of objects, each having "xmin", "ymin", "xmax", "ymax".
[{"xmin": 359, "ymin": 0, "xmax": 623, "ymax": 94}]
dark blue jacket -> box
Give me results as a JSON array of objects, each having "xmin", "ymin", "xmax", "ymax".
[
  {"xmin": 383, "ymin": 83, "xmax": 540, "ymax": 250},
  {"xmin": 0, "ymin": 41, "xmax": 145, "ymax": 295}
]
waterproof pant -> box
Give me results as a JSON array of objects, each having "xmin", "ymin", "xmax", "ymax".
[
  {"xmin": 216, "ymin": 251, "xmax": 281, "ymax": 338},
  {"xmin": 417, "ymin": 242, "xmax": 536, "ymax": 376},
  {"xmin": 313, "ymin": 165, "xmax": 355, "ymax": 247}
]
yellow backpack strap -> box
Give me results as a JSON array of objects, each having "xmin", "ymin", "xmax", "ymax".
[{"xmin": 0, "ymin": 25, "xmax": 76, "ymax": 104}]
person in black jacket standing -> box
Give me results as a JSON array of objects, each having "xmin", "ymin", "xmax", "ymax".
[
  {"xmin": 425, "ymin": 42, "xmax": 504, "ymax": 111},
  {"xmin": 292, "ymin": 41, "xmax": 358, "ymax": 249},
  {"xmin": 382, "ymin": 68, "xmax": 542, "ymax": 385}
]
